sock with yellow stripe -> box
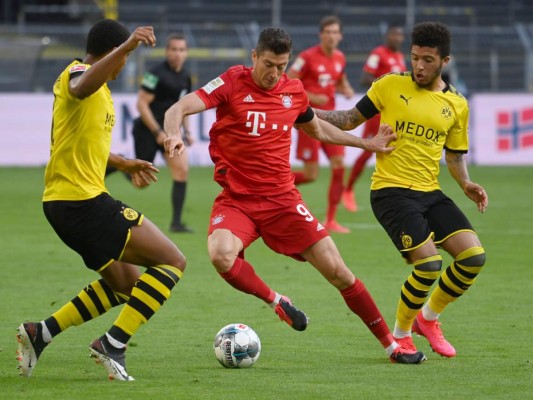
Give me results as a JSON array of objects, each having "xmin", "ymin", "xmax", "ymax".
[
  {"xmin": 43, "ymin": 279, "xmax": 128, "ymax": 340},
  {"xmin": 106, "ymin": 265, "xmax": 182, "ymax": 347},
  {"xmin": 424, "ymin": 246, "xmax": 486, "ymax": 319},
  {"xmin": 393, "ymin": 255, "xmax": 441, "ymax": 338}
]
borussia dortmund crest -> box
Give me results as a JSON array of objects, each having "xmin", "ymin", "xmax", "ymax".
[
  {"xmin": 122, "ymin": 207, "xmax": 139, "ymax": 221},
  {"xmin": 441, "ymin": 105, "xmax": 452, "ymax": 120},
  {"xmin": 401, "ymin": 234, "xmax": 413, "ymax": 249}
]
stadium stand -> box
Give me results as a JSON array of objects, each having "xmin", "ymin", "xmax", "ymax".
[{"xmin": 1, "ymin": 0, "xmax": 532, "ymax": 93}]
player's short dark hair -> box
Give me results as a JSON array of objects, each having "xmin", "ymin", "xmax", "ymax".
[
  {"xmin": 166, "ymin": 32, "xmax": 187, "ymax": 48},
  {"xmin": 320, "ymin": 15, "xmax": 342, "ymax": 32},
  {"xmin": 86, "ymin": 19, "xmax": 130, "ymax": 56},
  {"xmin": 255, "ymin": 28, "xmax": 292, "ymax": 56},
  {"xmin": 411, "ymin": 21, "xmax": 451, "ymax": 58}
]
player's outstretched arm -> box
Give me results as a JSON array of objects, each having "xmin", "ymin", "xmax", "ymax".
[
  {"xmin": 163, "ymin": 92, "xmax": 206, "ymax": 158},
  {"xmin": 313, "ymin": 106, "xmax": 364, "ymax": 131},
  {"xmin": 297, "ymin": 115, "xmax": 395, "ymax": 153},
  {"xmin": 445, "ymin": 151, "xmax": 488, "ymax": 213},
  {"xmin": 70, "ymin": 26, "xmax": 156, "ymax": 99}
]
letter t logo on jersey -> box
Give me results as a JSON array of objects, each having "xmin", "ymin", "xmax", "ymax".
[{"xmin": 246, "ymin": 111, "xmax": 266, "ymax": 136}]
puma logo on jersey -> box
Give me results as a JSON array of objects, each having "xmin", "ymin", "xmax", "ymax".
[
  {"xmin": 400, "ymin": 94, "xmax": 412, "ymax": 105},
  {"xmin": 243, "ymin": 94, "xmax": 255, "ymax": 103}
]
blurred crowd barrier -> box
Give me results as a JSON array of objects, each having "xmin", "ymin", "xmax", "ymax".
[{"xmin": 1, "ymin": 93, "xmax": 531, "ymax": 167}]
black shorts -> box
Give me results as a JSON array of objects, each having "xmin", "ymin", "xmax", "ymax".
[
  {"xmin": 43, "ymin": 193, "xmax": 143, "ymax": 271},
  {"xmin": 132, "ymin": 118, "xmax": 164, "ymax": 163},
  {"xmin": 370, "ymin": 188, "xmax": 474, "ymax": 256}
]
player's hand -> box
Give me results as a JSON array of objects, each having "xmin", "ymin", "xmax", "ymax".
[
  {"xmin": 164, "ymin": 135, "xmax": 185, "ymax": 158},
  {"xmin": 365, "ymin": 123, "xmax": 396, "ymax": 153},
  {"xmin": 122, "ymin": 159, "xmax": 159, "ymax": 188},
  {"xmin": 463, "ymin": 182, "xmax": 488, "ymax": 213},
  {"xmin": 123, "ymin": 26, "xmax": 156, "ymax": 52}
]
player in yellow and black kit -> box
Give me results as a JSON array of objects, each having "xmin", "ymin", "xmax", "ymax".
[
  {"xmin": 16, "ymin": 20, "xmax": 188, "ymax": 381},
  {"xmin": 314, "ymin": 22, "xmax": 488, "ymax": 359}
]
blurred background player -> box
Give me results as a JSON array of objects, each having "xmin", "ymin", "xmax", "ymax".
[
  {"xmin": 16, "ymin": 20, "xmax": 186, "ymax": 381},
  {"xmin": 287, "ymin": 15, "xmax": 354, "ymax": 233},
  {"xmin": 342, "ymin": 23, "xmax": 406, "ymax": 212},
  {"xmin": 132, "ymin": 32, "xmax": 194, "ymax": 233}
]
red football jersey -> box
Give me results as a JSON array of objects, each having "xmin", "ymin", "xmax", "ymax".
[
  {"xmin": 196, "ymin": 65, "xmax": 310, "ymax": 196},
  {"xmin": 288, "ymin": 45, "xmax": 346, "ymax": 110},
  {"xmin": 363, "ymin": 45, "xmax": 406, "ymax": 78}
]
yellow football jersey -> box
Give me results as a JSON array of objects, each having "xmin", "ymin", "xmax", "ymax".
[
  {"xmin": 366, "ymin": 72, "xmax": 469, "ymax": 192},
  {"xmin": 43, "ymin": 59, "xmax": 115, "ymax": 201}
]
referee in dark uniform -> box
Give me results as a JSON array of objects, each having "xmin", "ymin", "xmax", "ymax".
[{"xmin": 132, "ymin": 32, "xmax": 194, "ymax": 232}]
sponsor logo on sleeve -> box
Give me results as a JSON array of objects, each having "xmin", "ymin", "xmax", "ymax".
[
  {"xmin": 366, "ymin": 54, "xmax": 379, "ymax": 69},
  {"xmin": 69, "ymin": 64, "xmax": 87, "ymax": 74},
  {"xmin": 142, "ymin": 72, "xmax": 159, "ymax": 90},
  {"xmin": 202, "ymin": 77, "xmax": 225, "ymax": 94},
  {"xmin": 290, "ymin": 57, "xmax": 305, "ymax": 73}
]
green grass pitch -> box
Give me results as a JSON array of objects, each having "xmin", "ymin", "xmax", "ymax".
[{"xmin": 0, "ymin": 165, "xmax": 532, "ymax": 399}]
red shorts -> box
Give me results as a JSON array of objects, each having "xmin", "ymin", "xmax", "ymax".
[
  {"xmin": 208, "ymin": 188, "xmax": 329, "ymax": 261},
  {"xmin": 295, "ymin": 129, "xmax": 345, "ymax": 162},
  {"xmin": 362, "ymin": 114, "xmax": 381, "ymax": 138}
]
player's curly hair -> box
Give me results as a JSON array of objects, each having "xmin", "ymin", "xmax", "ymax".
[
  {"xmin": 411, "ymin": 22, "xmax": 451, "ymax": 58},
  {"xmin": 255, "ymin": 28, "xmax": 292, "ymax": 56},
  {"xmin": 86, "ymin": 19, "xmax": 130, "ymax": 56}
]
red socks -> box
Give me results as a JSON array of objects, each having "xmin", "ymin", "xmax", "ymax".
[
  {"xmin": 219, "ymin": 257, "xmax": 276, "ymax": 303},
  {"xmin": 326, "ymin": 167, "xmax": 344, "ymax": 221},
  {"xmin": 340, "ymin": 280, "xmax": 394, "ymax": 348}
]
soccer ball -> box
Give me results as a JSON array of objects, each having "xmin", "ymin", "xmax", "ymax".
[{"xmin": 213, "ymin": 323, "xmax": 261, "ymax": 368}]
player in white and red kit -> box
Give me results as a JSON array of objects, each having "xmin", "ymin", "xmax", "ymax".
[
  {"xmin": 287, "ymin": 16, "xmax": 355, "ymax": 233},
  {"xmin": 164, "ymin": 27, "xmax": 425, "ymax": 364},
  {"xmin": 342, "ymin": 24, "xmax": 406, "ymax": 212}
]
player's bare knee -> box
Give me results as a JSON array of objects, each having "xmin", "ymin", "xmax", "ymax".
[
  {"xmin": 326, "ymin": 265, "xmax": 354, "ymax": 289},
  {"xmin": 174, "ymin": 252, "xmax": 187, "ymax": 272},
  {"xmin": 306, "ymin": 168, "xmax": 319, "ymax": 181},
  {"xmin": 162, "ymin": 246, "xmax": 186, "ymax": 272},
  {"xmin": 208, "ymin": 249, "xmax": 236, "ymax": 273},
  {"xmin": 330, "ymin": 158, "xmax": 344, "ymax": 169}
]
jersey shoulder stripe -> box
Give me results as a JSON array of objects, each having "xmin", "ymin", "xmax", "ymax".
[{"xmin": 374, "ymin": 71, "xmax": 411, "ymax": 83}]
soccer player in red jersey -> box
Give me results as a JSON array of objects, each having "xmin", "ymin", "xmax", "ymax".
[
  {"xmin": 287, "ymin": 16, "xmax": 355, "ymax": 233},
  {"xmin": 164, "ymin": 27, "xmax": 425, "ymax": 364},
  {"xmin": 342, "ymin": 24, "xmax": 406, "ymax": 212}
]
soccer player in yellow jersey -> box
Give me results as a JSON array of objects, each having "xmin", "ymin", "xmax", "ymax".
[
  {"xmin": 314, "ymin": 22, "xmax": 488, "ymax": 358},
  {"xmin": 16, "ymin": 20, "xmax": 187, "ymax": 381}
]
